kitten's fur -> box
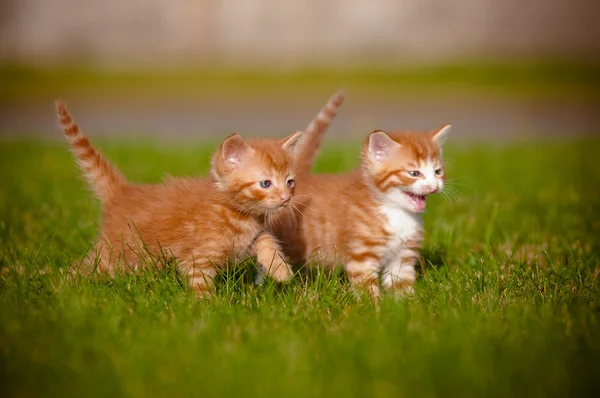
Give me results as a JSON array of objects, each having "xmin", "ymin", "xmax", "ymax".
[
  {"xmin": 270, "ymin": 116, "xmax": 451, "ymax": 299},
  {"xmin": 295, "ymin": 90, "xmax": 346, "ymax": 173},
  {"xmin": 56, "ymin": 100, "xmax": 304, "ymax": 296},
  {"xmin": 249, "ymin": 90, "xmax": 345, "ymax": 286}
]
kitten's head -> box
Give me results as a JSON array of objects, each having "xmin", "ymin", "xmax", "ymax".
[
  {"xmin": 361, "ymin": 124, "xmax": 451, "ymax": 212},
  {"xmin": 211, "ymin": 131, "xmax": 304, "ymax": 215}
]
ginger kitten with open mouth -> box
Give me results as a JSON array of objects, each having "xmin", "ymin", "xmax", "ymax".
[
  {"xmin": 56, "ymin": 100, "xmax": 303, "ymax": 297},
  {"xmin": 270, "ymin": 122, "xmax": 451, "ymax": 300}
]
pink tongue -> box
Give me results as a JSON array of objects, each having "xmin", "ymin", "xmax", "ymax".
[{"xmin": 412, "ymin": 194, "xmax": 427, "ymax": 211}]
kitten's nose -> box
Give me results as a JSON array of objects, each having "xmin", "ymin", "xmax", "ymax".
[
  {"xmin": 280, "ymin": 194, "xmax": 291, "ymax": 204},
  {"xmin": 424, "ymin": 184, "xmax": 438, "ymax": 194}
]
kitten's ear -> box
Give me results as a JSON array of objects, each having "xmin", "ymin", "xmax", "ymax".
[
  {"xmin": 432, "ymin": 124, "xmax": 452, "ymax": 145},
  {"xmin": 281, "ymin": 130, "xmax": 304, "ymax": 153},
  {"xmin": 368, "ymin": 131, "xmax": 399, "ymax": 163},
  {"xmin": 221, "ymin": 133, "xmax": 253, "ymax": 167}
]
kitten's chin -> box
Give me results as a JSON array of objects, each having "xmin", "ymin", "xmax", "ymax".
[
  {"xmin": 403, "ymin": 191, "xmax": 427, "ymax": 212},
  {"xmin": 381, "ymin": 189, "xmax": 427, "ymax": 213},
  {"xmin": 265, "ymin": 204, "xmax": 288, "ymax": 214}
]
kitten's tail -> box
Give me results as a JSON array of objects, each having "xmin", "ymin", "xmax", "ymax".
[
  {"xmin": 295, "ymin": 89, "xmax": 345, "ymax": 174},
  {"xmin": 56, "ymin": 100, "xmax": 127, "ymax": 203}
]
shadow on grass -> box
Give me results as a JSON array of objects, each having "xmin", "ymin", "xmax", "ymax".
[{"xmin": 419, "ymin": 244, "xmax": 449, "ymax": 277}]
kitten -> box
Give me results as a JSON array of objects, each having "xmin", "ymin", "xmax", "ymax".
[
  {"xmin": 252, "ymin": 90, "xmax": 346, "ymax": 286},
  {"xmin": 269, "ymin": 122, "xmax": 451, "ymax": 300},
  {"xmin": 56, "ymin": 100, "xmax": 303, "ymax": 297}
]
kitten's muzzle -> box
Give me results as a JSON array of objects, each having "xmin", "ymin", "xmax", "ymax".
[{"xmin": 280, "ymin": 194, "xmax": 291, "ymax": 204}]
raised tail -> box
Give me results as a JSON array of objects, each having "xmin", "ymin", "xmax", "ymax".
[
  {"xmin": 295, "ymin": 89, "xmax": 346, "ymax": 174},
  {"xmin": 56, "ymin": 100, "xmax": 126, "ymax": 203}
]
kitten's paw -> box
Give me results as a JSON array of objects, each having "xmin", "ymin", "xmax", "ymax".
[
  {"xmin": 188, "ymin": 273, "xmax": 216, "ymax": 299},
  {"xmin": 392, "ymin": 281, "xmax": 415, "ymax": 299},
  {"xmin": 351, "ymin": 282, "xmax": 381, "ymax": 302},
  {"xmin": 193, "ymin": 288, "xmax": 215, "ymax": 301},
  {"xmin": 254, "ymin": 271, "xmax": 265, "ymax": 286},
  {"xmin": 266, "ymin": 262, "xmax": 294, "ymax": 283}
]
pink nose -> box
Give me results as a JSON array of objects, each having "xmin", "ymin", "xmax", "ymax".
[
  {"xmin": 423, "ymin": 184, "xmax": 438, "ymax": 194},
  {"xmin": 280, "ymin": 194, "xmax": 291, "ymax": 204}
]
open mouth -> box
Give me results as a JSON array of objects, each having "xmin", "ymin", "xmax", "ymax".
[{"xmin": 404, "ymin": 191, "xmax": 427, "ymax": 211}]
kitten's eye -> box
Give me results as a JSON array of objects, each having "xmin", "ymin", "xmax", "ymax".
[
  {"xmin": 435, "ymin": 169, "xmax": 443, "ymax": 176},
  {"xmin": 259, "ymin": 180, "xmax": 272, "ymax": 188},
  {"xmin": 407, "ymin": 171, "xmax": 420, "ymax": 177},
  {"xmin": 287, "ymin": 179, "xmax": 295, "ymax": 188}
]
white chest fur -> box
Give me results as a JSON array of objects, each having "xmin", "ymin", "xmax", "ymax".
[{"xmin": 378, "ymin": 204, "xmax": 423, "ymax": 266}]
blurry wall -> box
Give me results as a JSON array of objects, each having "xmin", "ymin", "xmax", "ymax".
[{"xmin": 1, "ymin": 0, "xmax": 599, "ymax": 67}]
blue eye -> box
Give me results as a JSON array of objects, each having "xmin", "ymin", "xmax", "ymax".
[
  {"xmin": 287, "ymin": 179, "xmax": 295, "ymax": 188},
  {"xmin": 408, "ymin": 171, "xmax": 420, "ymax": 177},
  {"xmin": 259, "ymin": 180, "xmax": 271, "ymax": 188}
]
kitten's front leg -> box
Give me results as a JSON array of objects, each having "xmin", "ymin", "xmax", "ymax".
[
  {"xmin": 253, "ymin": 232, "xmax": 293, "ymax": 282},
  {"xmin": 380, "ymin": 249, "xmax": 418, "ymax": 297},
  {"xmin": 345, "ymin": 255, "xmax": 382, "ymax": 300},
  {"xmin": 79, "ymin": 240, "xmax": 118, "ymax": 276},
  {"xmin": 179, "ymin": 259, "xmax": 218, "ymax": 298}
]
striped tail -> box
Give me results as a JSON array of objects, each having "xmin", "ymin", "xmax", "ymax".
[
  {"xmin": 56, "ymin": 100, "xmax": 126, "ymax": 203},
  {"xmin": 295, "ymin": 89, "xmax": 345, "ymax": 174}
]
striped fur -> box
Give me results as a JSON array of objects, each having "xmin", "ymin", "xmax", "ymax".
[
  {"xmin": 295, "ymin": 90, "xmax": 345, "ymax": 174},
  {"xmin": 268, "ymin": 125, "xmax": 451, "ymax": 301},
  {"xmin": 56, "ymin": 101, "xmax": 303, "ymax": 297},
  {"xmin": 56, "ymin": 100, "xmax": 126, "ymax": 203}
]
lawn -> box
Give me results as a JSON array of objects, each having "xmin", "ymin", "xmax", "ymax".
[{"xmin": 0, "ymin": 138, "xmax": 598, "ymax": 397}]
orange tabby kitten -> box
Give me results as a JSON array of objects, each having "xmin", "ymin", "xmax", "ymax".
[
  {"xmin": 251, "ymin": 90, "xmax": 345, "ymax": 285},
  {"xmin": 270, "ymin": 122, "xmax": 452, "ymax": 300},
  {"xmin": 56, "ymin": 100, "xmax": 303, "ymax": 296}
]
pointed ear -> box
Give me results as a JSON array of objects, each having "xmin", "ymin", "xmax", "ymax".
[
  {"xmin": 281, "ymin": 130, "xmax": 304, "ymax": 153},
  {"xmin": 368, "ymin": 131, "xmax": 399, "ymax": 164},
  {"xmin": 432, "ymin": 124, "xmax": 452, "ymax": 145},
  {"xmin": 221, "ymin": 133, "xmax": 253, "ymax": 167}
]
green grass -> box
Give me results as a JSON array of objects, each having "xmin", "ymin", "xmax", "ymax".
[
  {"xmin": 0, "ymin": 138, "xmax": 599, "ymax": 397},
  {"xmin": 2, "ymin": 59, "xmax": 599, "ymax": 104}
]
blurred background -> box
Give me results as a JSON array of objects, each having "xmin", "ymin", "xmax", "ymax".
[{"xmin": 0, "ymin": 0, "xmax": 599, "ymax": 141}]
